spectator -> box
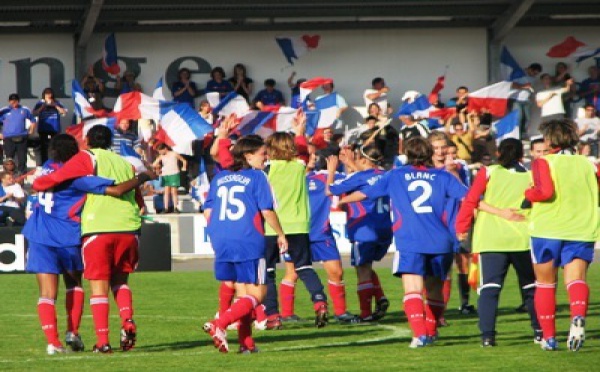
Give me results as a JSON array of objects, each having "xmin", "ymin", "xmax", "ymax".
[
  {"xmin": 576, "ymin": 104, "xmax": 600, "ymax": 156},
  {"xmin": 363, "ymin": 112, "xmax": 398, "ymax": 169},
  {"xmin": 205, "ymin": 66, "xmax": 233, "ymax": 98},
  {"xmin": 398, "ymin": 115, "xmax": 429, "ymax": 155},
  {"xmin": 510, "ymin": 63, "xmax": 542, "ymax": 139},
  {"xmin": 143, "ymin": 176, "xmax": 173, "ymax": 214},
  {"xmin": 0, "ymin": 94, "xmax": 37, "ymax": 175},
  {"xmin": 449, "ymin": 120, "xmax": 476, "ymax": 163},
  {"xmin": 152, "ymin": 143, "xmax": 187, "ymax": 214},
  {"xmin": 81, "ymin": 67, "xmax": 105, "ymax": 110},
  {"xmin": 315, "ymin": 82, "xmax": 348, "ymax": 128},
  {"xmin": 112, "ymin": 119, "xmax": 142, "ymax": 156},
  {"xmin": 2, "ymin": 158, "xmax": 16, "ymax": 178},
  {"xmin": 229, "ymin": 63, "xmax": 253, "ymax": 102},
  {"xmin": 0, "ymin": 171, "xmax": 26, "ymax": 226},
  {"xmin": 32, "ymin": 88, "xmax": 67, "ymax": 165},
  {"xmin": 198, "ymin": 100, "xmax": 213, "ymax": 124},
  {"xmin": 253, "ymin": 79, "xmax": 285, "ymax": 109},
  {"xmin": 363, "ymin": 77, "xmax": 390, "ymax": 114},
  {"xmin": 465, "ymin": 111, "xmax": 491, "ymax": 162},
  {"xmin": 171, "ymin": 68, "xmax": 198, "ymax": 108},
  {"xmin": 287, "ymin": 72, "xmax": 306, "ymax": 109},
  {"xmin": 367, "ymin": 103, "xmax": 389, "ymax": 127},
  {"xmin": 578, "ymin": 66, "xmax": 600, "ymax": 106},
  {"xmin": 536, "ymin": 74, "xmax": 574, "ymax": 121},
  {"xmin": 116, "ymin": 71, "xmax": 140, "ymax": 94},
  {"xmin": 447, "ymin": 86, "xmax": 469, "ymax": 113},
  {"xmin": 552, "ymin": 62, "xmax": 575, "ymax": 118}
]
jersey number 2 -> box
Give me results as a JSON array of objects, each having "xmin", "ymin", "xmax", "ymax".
[
  {"xmin": 217, "ymin": 185, "xmax": 246, "ymax": 221},
  {"xmin": 408, "ymin": 180, "xmax": 432, "ymax": 214}
]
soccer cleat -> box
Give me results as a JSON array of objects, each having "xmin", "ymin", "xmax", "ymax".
[
  {"xmin": 334, "ymin": 312, "xmax": 361, "ymax": 324},
  {"xmin": 540, "ymin": 337, "xmax": 558, "ymax": 351},
  {"xmin": 120, "ymin": 319, "xmax": 137, "ymax": 351},
  {"xmin": 409, "ymin": 335, "xmax": 430, "ymax": 349},
  {"xmin": 481, "ymin": 337, "xmax": 497, "ymax": 347},
  {"xmin": 281, "ymin": 314, "xmax": 302, "ymax": 323},
  {"xmin": 359, "ymin": 314, "xmax": 376, "ymax": 323},
  {"xmin": 372, "ymin": 297, "xmax": 390, "ymax": 321},
  {"xmin": 92, "ymin": 343, "xmax": 113, "ymax": 354},
  {"xmin": 567, "ymin": 316, "xmax": 586, "ymax": 352},
  {"xmin": 239, "ymin": 346, "xmax": 260, "ymax": 354},
  {"xmin": 315, "ymin": 304, "xmax": 329, "ymax": 328},
  {"xmin": 203, "ymin": 321, "xmax": 229, "ymax": 353},
  {"xmin": 46, "ymin": 344, "xmax": 66, "ymax": 355},
  {"xmin": 65, "ymin": 332, "xmax": 85, "ymax": 352},
  {"xmin": 533, "ymin": 330, "xmax": 543, "ymax": 344},
  {"xmin": 459, "ymin": 304, "xmax": 477, "ymax": 315}
]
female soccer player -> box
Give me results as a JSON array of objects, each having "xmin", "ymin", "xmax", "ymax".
[
  {"xmin": 202, "ymin": 135, "xmax": 288, "ymax": 353},
  {"xmin": 525, "ymin": 119, "xmax": 599, "ymax": 351},
  {"xmin": 456, "ymin": 138, "xmax": 541, "ymax": 347},
  {"xmin": 339, "ymin": 137, "xmax": 467, "ymax": 348},
  {"xmin": 327, "ymin": 144, "xmax": 392, "ymax": 322},
  {"xmin": 24, "ymin": 134, "xmax": 151, "ymax": 355}
]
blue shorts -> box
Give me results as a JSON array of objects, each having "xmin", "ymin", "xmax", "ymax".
[
  {"xmin": 25, "ymin": 242, "xmax": 82, "ymax": 275},
  {"xmin": 392, "ymin": 251, "xmax": 453, "ymax": 279},
  {"xmin": 311, "ymin": 238, "xmax": 341, "ymax": 262},
  {"xmin": 530, "ymin": 237, "xmax": 595, "ymax": 267},
  {"xmin": 351, "ymin": 240, "xmax": 391, "ymax": 267},
  {"xmin": 214, "ymin": 258, "xmax": 266, "ymax": 285}
]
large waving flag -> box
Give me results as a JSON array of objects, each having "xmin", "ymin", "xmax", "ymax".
[
  {"xmin": 467, "ymin": 81, "xmax": 512, "ymax": 117},
  {"xmin": 493, "ymin": 110, "xmax": 520, "ymax": 145},
  {"xmin": 397, "ymin": 94, "xmax": 432, "ymax": 117},
  {"xmin": 500, "ymin": 46, "xmax": 526, "ymax": 81},
  {"xmin": 313, "ymin": 94, "xmax": 339, "ymax": 129},
  {"xmin": 275, "ymin": 35, "xmax": 320, "ymax": 65},
  {"xmin": 157, "ymin": 101, "xmax": 213, "ymax": 155},
  {"xmin": 102, "ymin": 33, "xmax": 120, "ymax": 75},
  {"xmin": 153, "ymin": 77, "xmax": 166, "ymax": 101},
  {"xmin": 66, "ymin": 117, "xmax": 116, "ymax": 149},
  {"xmin": 212, "ymin": 92, "xmax": 250, "ymax": 117},
  {"xmin": 119, "ymin": 141, "xmax": 146, "ymax": 174},
  {"xmin": 72, "ymin": 80, "xmax": 94, "ymax": 119},
  {"xmin": 236, "ymin": 111, "xmax": 275, "ymax": 136},
  {"xmin": 299, "ymin": 77, "xmax": 333, "ymax": 102},
  {"xmin": 573, "ymin": 47, "xmax": 600, "ymax": 64},
  {"xmin": 546, "ymin": 36, "xmax": 586, "ymax": 58},
  {"xmin": 258, "ymin": 105, "xmax": 298, "ymax": 137}
]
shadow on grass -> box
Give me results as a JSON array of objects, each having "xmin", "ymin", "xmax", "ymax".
[{"xmin": 136, "ymin": 339, "xmax": 212, "ymax": 352}]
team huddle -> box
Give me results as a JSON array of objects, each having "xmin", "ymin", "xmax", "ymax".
[{"xmin": 25, "ymin": 117, "xmax": 597, "ymax": 355}]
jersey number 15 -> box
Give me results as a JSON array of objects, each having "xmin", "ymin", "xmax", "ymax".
[{"xmin": 217, "ymin": 185, "xmax": 246, "ymax": 221}]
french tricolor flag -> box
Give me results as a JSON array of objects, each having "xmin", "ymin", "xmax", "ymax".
[
  {"xmin": 275, "ymin": 35, "xmax": 320, "ymax": 65},
  {"xmin": 102, "ymin": 33, "xmax": 120, "ymax": 75},
  {"xmin": 493, "ymin": 110, "xmax": 520, "ymax": 145},
  {"xmin": 191, "ymin": 158, "xmax": 210, "ymax": 205},
  {"xmin": 66, "ymin": 117, "xmax": 116, "ymax": 149},
  {"xmin": 120, "ymin": 141, "xmax": 146, "ymax": 174},
  {"xmin": 500, "ymin": 46, "xmax": 525, "ymax": 81},
  {"xmin": 467, "ymin": 81, "xmax": 513, "ymax": 117},
  {"xmin": 211, "ymin": 91, "xmax": 250, "ymax": 117},
  {"xmin": 72, "ymin": 80, "xmax": 94, "ymax": 120},
  {"xmin": 153, "ymin": 77, "xmax": 166, "ymax": 101},
  {"xmin": 299, "ymin": 77, "xmax": 333, "ymax": 102},
  {"xmin": 256, "ymin": 105, "xmax": 298, "ymax": 137},
  {"xmin": 236, "ymin": 111, "xmax": 275, "ymax": 136},
  {"xmin": 156, "ymin": 101, "xmax": 213, "ymax": 155}
]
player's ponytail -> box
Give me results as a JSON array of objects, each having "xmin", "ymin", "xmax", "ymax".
[
  {"xmin": 497, "ymin": 138, "xmax": 524, "ymax": 169},
  {"xmin": 49, "ymin": 133, "xmax": 80, "ymax": 163},
  {"xmin": 358, "ymin": 144, "xmax": 384, "ymax": 166},
  {"xmin": 231, "ymin": 135, "xmax": 265, "ymax": 172}
]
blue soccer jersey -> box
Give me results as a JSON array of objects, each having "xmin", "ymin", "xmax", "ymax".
[
  {"xmin": 307, "ymin": 170, "xmax": 344, "ymax": 242},
  {"xmin": 329, "ymin": 168, "xmax": 392, "ymax": 243},
  {"xmin": 204, "ymin": 169, "xmax": 275, "ymax": 262},
  {"xmin": 362, "ymin": 166, "xmax": 467, "ymax": 254},
  {"xmin": 22, "ymin": 161, "xmax": 115, "ymax": 247}
]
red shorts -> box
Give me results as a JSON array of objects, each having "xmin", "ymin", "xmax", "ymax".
[{"xmin": 82, "ymin": 233, "xmax": 139, "ymax": 280}]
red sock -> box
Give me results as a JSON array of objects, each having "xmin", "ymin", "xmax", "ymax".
[
  {"xmin": 442, "ymin": 279, "xmax": 452, "ymax": 306},
  {"xmin": 357, "ymin": 281, "xmax": 374, "ymax": 318},
  {"xmin": 424, "ymin": 298, "xmax": 445, "ymax": 337},
  {"xmin": 112, "ymin": 284, "xmax": 133, "ymax": 323},
  {"xmin": 371, "ymin": 272, "xmax": 385, "ymax": 301},
  {"xmin": 567, "ymin": 280, "xmax": 589, "ymax": 319},
  {"xmin": 254, "ymin": 304, "xmax": 267, "ymax": 322},
  {"xmin": 216, "ymin": 295, "xmax": 257, "ymax": 329},
  {"xmin": 279, "ymin": 280, "xmax": 296, "ymax": 317},
  {"xmin": 237, "ymin": 313, "xmax": 255, "ymax": 350},
  {"xmin": 38, "ymin": 298, "xmax": 61, "ymax": 347},
  {"xmin": 535, "ymin": 282, "xmax": 556, "ymax": 339},
  {"xmin": 90, "ymin": 296, "xmax": 110, "ymax": 346},
  {"xmin": 65, "ymin": 287, "xmax": 84, "ymax": 334},
  {"xmin": 218, "ymin": 283, "xmax": 236, "ymax": 316},
  {"xmin": 313, "ymin": 300, "xmax": 327, "ymax": 312},
  {"xmin": 328, "ymin": 280, "xmax": 347, "ymax": 316},
  {"xmin": 403, "ymin": 292, "xmax": 426, "ymax": 338}
]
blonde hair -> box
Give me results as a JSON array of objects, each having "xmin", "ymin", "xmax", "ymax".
[{"xmin": 266, "ymin": 132, "xmax": 296, "ymax": 161}]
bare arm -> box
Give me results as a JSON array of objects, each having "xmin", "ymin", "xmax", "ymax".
[
  {"xmin": 104, "ymin": 171, "xmax": 157, "ymax": 197},
  {"xmin": 262, "ymin": 210, "xmax": 288, "ymax": 253},
  {"xmin": 175, "ymin": 153, "xmax": 188, "ymax": 171}
]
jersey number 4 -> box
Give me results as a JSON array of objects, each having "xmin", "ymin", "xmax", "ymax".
[
  {"xmin": 217, "ymin": 185, "xmax": 246, "ymax": 221},
  {"xmin": 408, "ymin": 180, "xmax": 432, "ymax": 214},
  {"xmin": 38, "ymin": 192, "xmax": 54, "ymax": 214}
]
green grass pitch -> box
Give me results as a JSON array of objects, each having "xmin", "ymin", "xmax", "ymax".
[{"xmin": 1, "ymin": 264, "xmax": 599, "ymax": 371}]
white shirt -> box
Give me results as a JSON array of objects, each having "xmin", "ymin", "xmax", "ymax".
[
  {"xmin": 536, "ymin": 88, "xmax": 564, "ymax": 117},
  {"xmin": 1, "ymin": 183, "xmax": 24, "ymax": 209},
  {"xmin": 576, "ymin": 117, "xmax": 600, "ymax": 142},
  {"xmin": 363, "ymin": 88, "xmax": 388, "ymax": 112}
]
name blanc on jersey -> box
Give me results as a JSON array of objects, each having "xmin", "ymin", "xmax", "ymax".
[
  {"xmin": 404, "ymin": 172, "xmax": 436, "ymax": 182},
  {"xmin": 217, "ymin": 174, "xmax": 251, "ymax": 187}
]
